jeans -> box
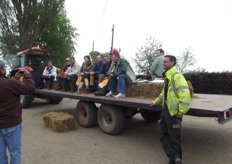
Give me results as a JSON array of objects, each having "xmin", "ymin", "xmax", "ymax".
[
  {"xmin": 0, "ymin": 124, "xmax": 22, "ymax": 164},
  {"xmin": 108, "ymin": 74, "xmax": 127, "ymax": 93},
  {"xmin": 160, "ymin": 104, "xmax": 182, "ymax": 163}
]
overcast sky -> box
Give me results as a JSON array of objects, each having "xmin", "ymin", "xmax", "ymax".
[{"xmin": 65, "ymin": 0, "xmax": 232, "ymax": 72}]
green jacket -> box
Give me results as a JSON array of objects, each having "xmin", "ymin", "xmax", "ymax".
[
  {"xmin": 153, "ymin": 66, "xmax": 190, "ymax": 116},
  {"xmin": 111, "ymin": 58, "xmax": 136, "ymax": 84}
]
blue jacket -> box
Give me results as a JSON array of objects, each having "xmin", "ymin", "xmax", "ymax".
[{"xmin": 93, "ymin": 60, "xmax": 104, "ymax": 78}]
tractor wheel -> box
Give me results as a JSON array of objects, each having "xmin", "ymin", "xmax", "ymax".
[
  {"xmin": 140, "ymin": 109, "xmax": 161, "ymax": 123},
  {"xmin": 98, "ymin": 104, "xmax": 125, "ymax": 135},
  {"xmin": 75, "ymin": 101, "xmax": 98, "ymax": 127},
  {"xmin": 47, "ymin": 96, "xmax": 63, "ymax": 104},
  {"xmin": 21, "ymin": 95, "xmax": 35, "ymax": 108}
]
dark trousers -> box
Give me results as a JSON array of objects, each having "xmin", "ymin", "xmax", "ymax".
[
  {"xmin": 57, "ymin": 76, "xmax": 70, "ymax": 91},
  {"xmin": 42, "ymin": 75, "xmax": 54, "ymax": 89},
  {"xmin": 160, "ymin": 104, "xmax": 182, "ymax": 163},
  {"xmin": 69, "ymin": 74, "xmax": 77, "ymax": 91}
]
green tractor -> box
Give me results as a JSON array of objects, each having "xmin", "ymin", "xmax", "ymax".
[{"xmin": 4, "ymin": 48, "xmax": 63, "ymax": 108}]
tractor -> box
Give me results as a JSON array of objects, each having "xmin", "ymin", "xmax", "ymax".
[{"xmin": 4, "ymin": 47, "xmax": 63, "ymax": 107}]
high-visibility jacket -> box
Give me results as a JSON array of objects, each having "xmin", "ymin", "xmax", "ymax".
[{"xmin": 153, "ymin": 66, "xmax": 190, "ymax": 116}]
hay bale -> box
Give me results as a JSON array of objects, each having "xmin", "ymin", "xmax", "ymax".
[
  {"xmin": 126, "ymin": 82, "xmax": 164, "ymax": 99},
  {"xmin": 126, "ymin": 80, "xmax": 195, "ymax": 99},
  {"xmin": 43, "ymin": 112, "xmax": 77, "ymax": 132}
]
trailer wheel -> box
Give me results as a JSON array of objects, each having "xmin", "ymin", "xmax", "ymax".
[
  {"xmin": 75, "ymin": 101, "xmax": 97, "ymax": 127},
  {"xmin": 48, "ymin": 96, "xmax": 63, "ymax": 104},
  {"xmin": 21, "ymin": 95, "xmax": 35, "ymax": 108},
  {"xmin": 98, "ymin": 104, "xmax": 125, "ymax": 135},
  {"xmin": 140, "ymin": 109, "xmax": 161, "ymax": 123}
]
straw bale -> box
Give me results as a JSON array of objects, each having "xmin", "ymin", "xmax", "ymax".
[
  {"xmin": 126, "ymin": 80, "xmax": 195, "ymax": 99},
  {"xmin": 43, "ymin": 112, "xmax": 77, "ymax": 132},
  {"xmin": 126, "ymin": 82, "xmax": 163, "ymax": 99}
]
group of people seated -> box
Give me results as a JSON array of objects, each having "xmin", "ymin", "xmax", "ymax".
[{"xmin": 41, "ymin": 49, "xmax": 136, "ymax": 98}]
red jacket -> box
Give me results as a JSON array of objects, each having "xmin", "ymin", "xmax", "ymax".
[{"xmin": 0, "ymin": 73, "xmax": 35, "ymax": 128}]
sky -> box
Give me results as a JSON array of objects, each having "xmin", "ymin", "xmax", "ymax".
[{"xmin": 65, "ymin": 0, "xmax": 232, "ymax": 72}]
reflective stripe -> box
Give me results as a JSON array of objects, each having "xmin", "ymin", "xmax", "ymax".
[
  {"xmin": 170, "ymin": 102, "xmax": 189, "ymax": 109},
  {"xmin": 180, "ymin": 101, "xmax": 190, "ymax": 106},
  {"xmin": 170, "ymin": 86, "xmax": 189, "ymax": 92}
]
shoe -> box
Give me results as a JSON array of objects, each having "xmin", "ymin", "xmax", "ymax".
[
  {"xmin": 106, "ymin": 91, "xmax": 113, "ymax": 97},
  {"xmin": 77, "ymin": 88, "xmax": 81, "ymax": 94},
  {"xmin": 94, "ymin": 90, "xmax": 106, "ymax": 96},
  {"xmin": 174, "ymin": 158, "xmax": 183, "ymax": 164},
  {"xmin": 114, "ymin": 93, "xmax": 125, "ymax": 98}
]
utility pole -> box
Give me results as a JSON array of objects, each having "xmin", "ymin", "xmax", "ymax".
[
  {"xmin": 92, "ymin": 40, "xmax": 95, "ymax": 51},
  {"xmin": 110, "ymin": 24, "xmax": 114, "ymax": 52}
]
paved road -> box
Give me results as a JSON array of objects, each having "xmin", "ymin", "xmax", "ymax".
[{"xmin": 21, "ymin": 98, "xmax": 232, "ymax": 164}]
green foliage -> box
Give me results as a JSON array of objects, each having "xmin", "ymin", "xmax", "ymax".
[
  {"xmin": 0, "ymin": 0, "xmax": 78, "ymax": 68},
  {"xmin": 89, "ymin": 51, "xmax": 102, "ymax": 65},
  {"xmin": 36, "ymin": 11, "xmax": 78, "ymax": 68},
  {"xmin": 132, "ymin": 36, "xmax": 162, "ymax": 74}
]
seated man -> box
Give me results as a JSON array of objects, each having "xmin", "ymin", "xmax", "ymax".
[
  {"xmin": 105, "ymin": 50, "xmax": 136, "ymax": 98},
  {"xmin": 42, "ymin": 60, "xmax": 57, "ymax": 89},
  {"xmin": 94, "ymin": 53, "xmax": 112, "ymax": 96},
  {"xmin": 56, "ymin": 58, "xmax": 70, "ymax": 91},
  {"xmin": 64, "ymin": 56, "xmax": 81, "ymax": 92},
  {"xmin": 90, "ymin": 54, "xmax": 104, "ymax": 91}
]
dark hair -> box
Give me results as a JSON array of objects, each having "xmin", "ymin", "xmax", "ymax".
[
  {"xmin": 70, "ymin": 56, "xmax": 75, "ymax": 60},
  {"xmin": 46, "ymin": 60, "xmax": 52, "ymax": 64},
  {"xmin": 84, "ymin": 55, "xmax": 92, "ymax": 65},
  {"xmin": 164, "ymin": 55, "xmax": 176, "ymax": 65},
  {"xmin": 157, "ymin": 49, "xmax": 164, "ymax": 54}
]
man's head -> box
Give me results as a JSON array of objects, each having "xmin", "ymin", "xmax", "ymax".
[
  {"xmin": 46, "ymin": 60, "xmax": 53, "ymax": 67},
  {"xmin": 103, "ymin": 54, "xmax": 110, "ymax": 63},
  {"xmin": 155, "ymin": 49, "xmax": 164, "ymax": 56},
  {"xmin": 96, "ymin": 55, "xmax": 103, "ymax": 63},
  {"xmin": 111, "ymin": 53, "xmax": 120, "ymax": 63},
  {"xmin": 0, "ymin": 60, "xmax": 6, "ymax": 75},
  {"xmin": 69, "ymin": 56, "xmax": 75, "ymax": 65},
  {"xmin": 163, "ymin": 55, "xmax": 176, "ymax": 70},
  {"xmin": 65, "ymin": 58, "xmax": 70, "ymax": 65}
]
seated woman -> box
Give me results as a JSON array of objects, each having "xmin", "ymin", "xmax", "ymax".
[
  {"xmin": 42, "ymin": 60, "xmax": 57, "ymax": 89},
  {"xmin": 76, "ymin": 55, "xmax": 93, "ymax": 94}
]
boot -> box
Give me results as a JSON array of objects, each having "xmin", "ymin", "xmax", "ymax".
[
  {"xmin": 77, "ymin": 82, "xmax": 84, "ymax": 94},
  {"xmin": 84, "ymin": 79, "xmax": 90, "ymax": 92}
]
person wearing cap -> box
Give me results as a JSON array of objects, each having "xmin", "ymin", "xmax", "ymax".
[
  {"xmin": 64, "ymin": 56, "xmax": 81, "ymax": 92},
  {"xmin": 0, "ymin": 60, "xmax": 35, "ymax": 164},
  {"xmin": 56, "ymin": 58, "xmax": 71, "ymax": 91}
]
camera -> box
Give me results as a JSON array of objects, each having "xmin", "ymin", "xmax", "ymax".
[{"xmin": 19, "ymin": 71, "xmax": 25, "ymax": 74}]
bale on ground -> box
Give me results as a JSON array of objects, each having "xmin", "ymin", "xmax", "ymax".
[{"xmin": 43, "ymin": 112, "xmax": 77, "ymax": 132}]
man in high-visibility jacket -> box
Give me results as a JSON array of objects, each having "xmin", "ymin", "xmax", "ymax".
[{"xmin": 150, "ymin": 55, "xmax": 190, "ymax": 164}]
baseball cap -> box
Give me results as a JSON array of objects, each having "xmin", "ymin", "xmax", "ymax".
[
  {"xmin": 65, "ymin": 58, "xmax": 70, "ymax": 61},
  {"xmin": 0, "ymin": 60, "xmax": 6, "ymax": 68}
]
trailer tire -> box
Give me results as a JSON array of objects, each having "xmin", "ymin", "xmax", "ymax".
[
  {"xmin": 75, "ymin": 101, "xmax": 97, "ymax": 127},
  {"xmin": 140, "ymin": 109, "xmax": 161, "ymax": 123},
  {"xmin": 21, "ymin": 95, "xmax": 35, "ymax": 108},
  {"xmin": 98, "ymin": 104, "xmax": 125, "ymax": 135},
  {"xmin": 48, "ymin": 96, "xmax": 63, "ymax": 104}
]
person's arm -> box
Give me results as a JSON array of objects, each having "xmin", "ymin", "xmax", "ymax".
[
  {"xmin": 42, "ymin": 67, "xmax": 47, "ymax": 76},
  {"xmin": 12, "ymin": 69, "xmax": 35, "ymax": 95},
  {"xmin": 114, "ymin": 60, "xmax": 128, "ymax": 77},
  {"xmin": 50, "ymin": 67, "xmax": 57, "ymax": 77},
  {"xmin": 174, "ymin": 74, "xmax": 191, "ymax": 115},
  {"xmin": 69, "ymin": 62, "xmax": 81, "ymax": 75},
  {"xmin": 150, "ymin": 60, "xmax": 158, "ymax": 75}
]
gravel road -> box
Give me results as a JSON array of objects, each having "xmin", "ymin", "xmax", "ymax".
[{"xmin": 21, "ymin": 98, "xmax": 232, "ymax": 164}]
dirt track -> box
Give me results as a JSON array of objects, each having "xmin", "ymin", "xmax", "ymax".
[{"xmin": 21, "ymin": 98, "xmax": 232, "ymax": 164}]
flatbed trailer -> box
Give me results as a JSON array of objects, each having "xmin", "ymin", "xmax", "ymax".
[{"xmin": 35, "ymin": 89, "xmax": 232, "ymax": 135}]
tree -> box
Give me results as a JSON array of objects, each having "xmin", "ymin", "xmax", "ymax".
[
  {"xmin": 36, "ymin": 11, "xmax": 78, "ymax": 67},
  {"xmin": 132, "ymin": 36, "xmax": 162, "ymax": 74},
  {"xmin": 0, "ymin": 0, "xmax": 65, "ymax": 54},
  {"xmin": 176, "ymin": 47, "xmax": 197, "ymax": 73}
]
